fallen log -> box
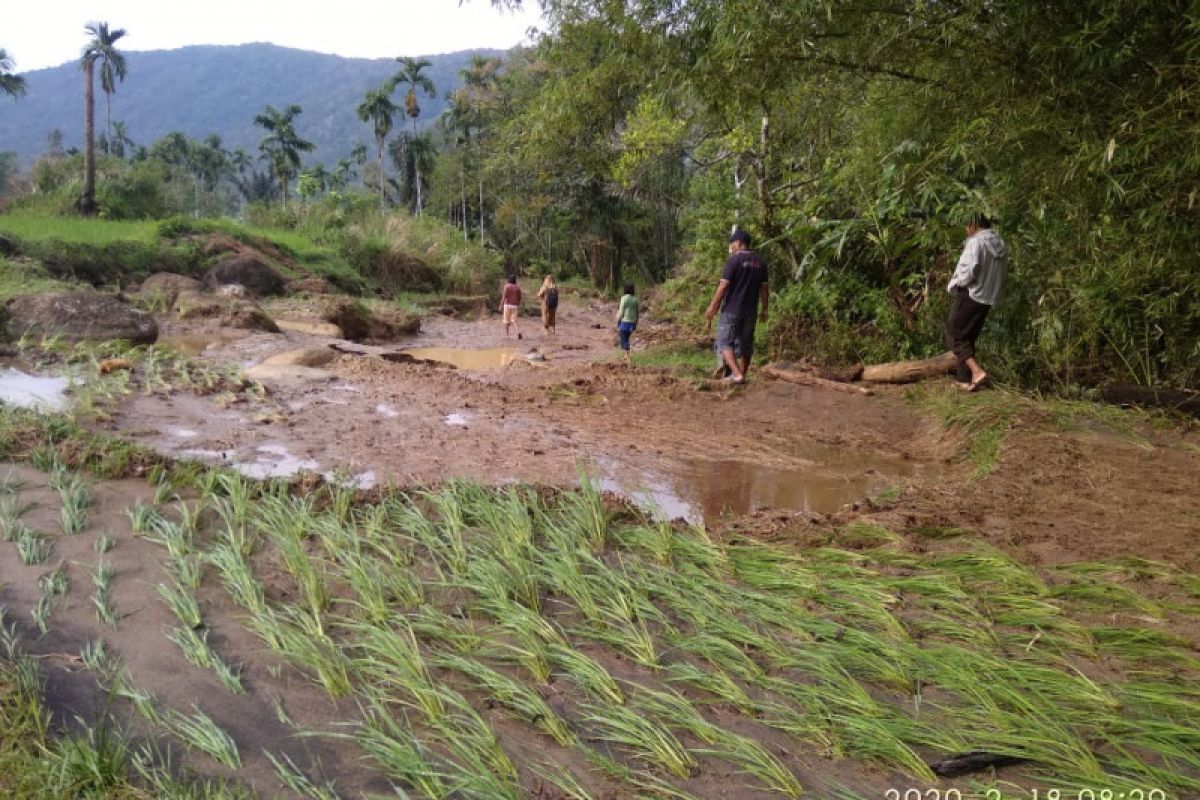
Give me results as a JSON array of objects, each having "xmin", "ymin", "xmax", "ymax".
[
  {"xmin": 762, "ymin": 362, "xmax": 874, "ymax": 396},
  {"xmin": 928, "ymin": 751, "xmax": 1028, "ymax": 778},
  {"xmin": 860, "ymin": 351, "xmax": 957, "ymax": 384},
  {"xmin": 1100, "ymin": 384, "xmax": 1200, "ymax": 418}
]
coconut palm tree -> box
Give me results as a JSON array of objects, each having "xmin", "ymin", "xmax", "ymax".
[
  {"xmin": 78, "ymin": 22, "xmax": 127, "ymax": 215},
  {"xmin": 0, "ymin": 49, "xmax": 26, "ymax": 99},
  {"xmin": 253, "ymin": 104, "xmax": 314, "ymax": 207},
  {"xmin": 390, "ymin": 57, "xmax": 436, "ymax": 214},
  {"xmin": 357, "ymin": 86, "xmax": 399, "ymax": 210}
]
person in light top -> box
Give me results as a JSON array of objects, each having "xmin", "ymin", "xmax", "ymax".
[
  {"xmin": 615, "ymin": 282, "xmax": 639, "ymax": 365},
  {"xmin": 946, "ymin": 213, "xmax": 1007, "ymax": 391}
]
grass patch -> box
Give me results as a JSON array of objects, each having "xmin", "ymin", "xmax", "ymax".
[{"xmin": 908, "ymin": 383, "xmax": 1023, "ymax": 476}]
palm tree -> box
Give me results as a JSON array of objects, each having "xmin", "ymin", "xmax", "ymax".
[
  {"xmin": 0, "ymin": 49, "xmax": 26, "ymax": 99},
  {"xmin": 390, "ymin": 57, "xmax": 436, "ymax": 214},
  {"xmin": 357, "ymin": 86, "xmax": 399, "ymax": 210},
  {"xmin": 253, "ymin": 104, "xmax": 314, "ymax": 207},
  {"xmin": 79, "ymin": 22, "xmax": 127, "ymax": 215}
]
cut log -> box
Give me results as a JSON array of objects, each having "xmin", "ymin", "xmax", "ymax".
[
  {"xmin": 860, "ymin": 351, "xmax": 957, "ymax": 384},
  {"xmin": 762, "ymin": 362, "xmax": 874, "ymax": 396},
  {"xmin": 1100, "ymin": 384, "xmax": 1200, "ymax": 417}
]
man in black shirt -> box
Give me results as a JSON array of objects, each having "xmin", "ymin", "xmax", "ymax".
[{"xmin": 704, "ymin": 229, "xmax": 769, "ymax": 384}]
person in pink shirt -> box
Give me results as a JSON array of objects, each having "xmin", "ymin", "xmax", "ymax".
[{"xmin": 500, "ymin": 275, "xmax": 523, "ymax": 339}]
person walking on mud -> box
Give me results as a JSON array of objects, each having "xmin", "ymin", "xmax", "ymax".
[
  {"xmin": 537, "ymin": 274, "xmax": 559, "ymax": 335},
  {"xmin": 500, "ymin": 275, "xmax": 523, "ymax": 340},
  {"xmin": 705, "ymin": 229, "xmax": 769, "ymax": 384},
  {"xmin": 946, "ymin": 214, "xmax": 1007, "ymax": 391},
  {"xmin": 616, "ymin": 283, "xmax": 639, "ymax": 365}
]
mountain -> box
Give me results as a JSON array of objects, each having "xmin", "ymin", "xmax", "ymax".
[{"xmin": 0, "ymin": 43, "xmax": 504, "ymax": 167}]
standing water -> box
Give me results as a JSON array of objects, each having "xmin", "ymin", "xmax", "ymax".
[{"xmin": 0, "ymin": 369, "xmax": 70, "ymax": 412}]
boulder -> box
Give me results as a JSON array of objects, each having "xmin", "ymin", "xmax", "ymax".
[
  {"xmin": 260, "ymin": 347, "xmax": 337, "ymax": 368},
  {"xmin": 323, "ymin": 299, "xmax": 420, "ymax": 343},
  {"xmin": 139, "ymin": 272, "xmax": 202, "ymax": 306},
  {"xmin": 5, "ymin": 292, "xmax": 158, "ymax": 344},
  {"xmin": 275, "ymin": 319, "xmax": 344, "ymax": 338},
  {"xmin": 176, "ymin": 291, "xmax": 280, "ymax": 332},
  {"xmin": 203, "ymin": 255, "xmax": 285, "ymax": 297}
]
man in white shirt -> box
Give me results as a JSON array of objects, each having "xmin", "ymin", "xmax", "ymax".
[{"xmin": 946, "ymin": 214, "xmax": 1007, "ymax": 391}]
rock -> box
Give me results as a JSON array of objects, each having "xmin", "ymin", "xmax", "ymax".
[
  {"xmin": 175, "ymin": 291, "xmax": 280, "ymax": 332},
  {"xmin": 203, "ymin": 255, "xmax": 285, "ymax": 297},
  {"xmin": 244, "ymin": 363, "xmax": 336, "ymax": 383},
  {"xmin": 323, "ymin": 299, "xmax": 420, "ymax": 343},
  {"xmin": 0, "ymin": 235, "xmax": 19, "ymax": 257},
  {"xmin": 217, "ymin": 283, "xmax": 247, "ymax": 298},
  {"xmin": 5, "ymin": 292, "xmax": 158, "ymax": 344},
  {"xmin": 275, "ymin": 319, "xmax": 344, "ymax": 338},
  {"xmin": 287, "ymin": 277, "xmax": 334, "ymax": 295},
  {"xmin": 526, "ymin": 352, "xmax": 547, "ymax": 363},
  {"xmin": 260, "ymin": 347, "xmax": 337, "ymax": 368},
  {"xmin": 139, "ymin": 272, "xmax": 202, "ymax": 306}
]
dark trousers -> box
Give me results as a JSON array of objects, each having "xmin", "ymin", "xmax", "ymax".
[{"xmin": 946, "ymin": 289, "xmax": 991, "ymax": 383}]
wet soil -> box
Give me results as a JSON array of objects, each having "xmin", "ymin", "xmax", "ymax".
[{"xmin": 101, "ymin": 291, "xmax": 1200, "ymax": 568}]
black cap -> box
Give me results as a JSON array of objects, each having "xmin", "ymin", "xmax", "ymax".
[{"xmin": 729, "ymin": 230, "xmax": 751, "ymax": 247}]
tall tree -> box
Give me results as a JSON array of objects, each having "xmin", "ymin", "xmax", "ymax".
[
  {"xmin": 357, "ymin": 86, "xmax": 399, "ymax": 210},
  {"xmin": 0, "ymin": 49, "xmax": 26, "ymax": 99},
  {"xmin": 390, "ymin": 57, "xmax": 436, "ymax": 214},
  {"xmin": 253, "ymin": 104, "xmax": 314, "ymax": 207},
  {"xmin": 78, "ymin": 21, "xmax": 127, "ymax": 215}
]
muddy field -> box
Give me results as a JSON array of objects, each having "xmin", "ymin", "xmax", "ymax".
[{"xmin": 2, "ymin": 290, "xmax": 1200, "ymax": 799}]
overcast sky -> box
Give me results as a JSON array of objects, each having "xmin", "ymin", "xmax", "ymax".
[{"xmin": 3, "ymin": 0, "xmax": 545, "ymax": 72}]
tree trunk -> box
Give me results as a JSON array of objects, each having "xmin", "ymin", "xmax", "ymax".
[
  {"xmin": 378, "ymin": 140, "xmax": 385, "ymax": 211},
  {"xmin": 478, "ymin": 178, "xmax": 484, "ymax": 240},
  {"xmin": 78, "ymin": 60, "xmax": 98, "ymax": 216},
  {"xmin": 860, "ymin": 351, "xmax": 957, "ymax": 383},
  {"xmin": 762, "ymin": 362, "xmax": 875, "ymax": 396}
]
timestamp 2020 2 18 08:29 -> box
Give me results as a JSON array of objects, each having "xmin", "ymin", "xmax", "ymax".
[{"xmin": 884, "ymin": 788, "xmax": 1169, "ymax": 800}]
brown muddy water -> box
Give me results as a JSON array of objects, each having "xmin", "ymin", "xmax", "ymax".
[
  {"xmin": 401, "ymin": 346, "xmax": 520, "ymax": 369},
  {"xmin": 598, "ymin": 448, "xmax": 921, "ymax": 524}
]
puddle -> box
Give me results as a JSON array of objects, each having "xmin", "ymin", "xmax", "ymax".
[
  {"xmin": 597, "ymin": 452, "xmax": 918, "ymax": 524},
  {"xmin": 444, "ymin": 412, "xmax": 470, "ymax": 427},
  {"xmin": 0, "ymin": 368, "xmax": 70, "ymax": 412},
  {"xmin": 401, "ymin": 347, "xmax": 519, "ymax": 370},
  {"xmin": 323, "ymin": 469, "xmax": 377, "ymax": 490},
  {"xmin": 376, "ymin": 403, "xmax": 400, "ymax": 418},
  {"xmin": 233, "ymin": 444, "xmax": 321, "ymax": 480},
  {"xmin": 167, "ymin": 427, "xmax": 199, "ymax": 439}
]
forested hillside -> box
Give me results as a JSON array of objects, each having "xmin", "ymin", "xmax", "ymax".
[
  {"xmin": 0, "ymin": 44, "xmax": 501, "ymax": 165},
  {"xmin": 428, "ymin": 0, "xmax": 1199, "ymax": 391}
]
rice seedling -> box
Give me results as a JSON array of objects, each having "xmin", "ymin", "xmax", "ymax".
[
  {"xmin": 30, "ymin": 594, "xmax": 53, "ymax": 634},
  {"xmin": 29, "ymin": 445, "xmax": 61, "ymax": 473},
  {"xmin": 153, "ymin": 479, "xmax": 176, "ymax": 505},
  {"xmin": 210, "ymin": 473, "xmax": 256, "ymax": 556},
  {"xmin": 94, "ymin": 530, "xmax": 115, "ymax": 553},
  {"xmin": 263, "ymin": 750, "xmax": 342, "ymax": 800},
  {"xmin": 145, "ymin": 515, "xmax": 194, "ymax": 559},
  {"xmin": 17, "ymin": 527, "xmax": 52, "ymax": 565},
  {"xmin": 208, "ymin": 541, "xmax": 266, "ymax": 614},
  {"xmin": 546, "ymin": 642, "xmax": 624, "ymax": 704},
  {"xmin": 663, "ymin": 662, "xmax": 753, "ymax": 713},
  {"xmin": 163, "ymin": 704, "xmax": 241, "ymax": 769},
  {"xmin": 125, "ymin": 499, "xmax": 162, "ymax": 533},
  {"xmin": 168, "ymin": 552, "xmax": 205, "ymax": 590},
  {"xmin": 352, "ymin": 703, "xmax": 450, "ymax": 799},
  {"xmin": 0, "ymin": 491, "xmax": 34, "ymax": 538},
  {"xmin": 266, "ymin": 518, "xmax": 332, "ymax": 634},
  {"xmin": 1049, "ymin": 577, "xmax": 1164, "ymax": 618},
  {"xmin": 554, "ymin": 471, "xmax": 609, "ymax": 552},
  {"xmin": 407, "ymin": 604, "xmax": 480, "ymax": 653},
  {"xmin": 58, "ymin": 478, "xmax": 91, "ymax": 536},
  {"xmin": 434, "ymin": 652, "xmax": 576, "ymax": 746},
  {"xmin": 167, "ymin": 625, "xmax": 214, "ymax": 668},
  {"xmin": 529, "ymin": 763, "xmax": 596, "ymax": 800},
  {"xmin": 349, "ymin": 619, "xmax": 446, "ymax": 720},
  {"xmin": 251, "ymin": 606, "xmax": 352, "ymax": 698},
  {"xmin": 91, "ymin": 560, "xmax": 117, "ymax": 627},
  {"xmin": 130, "ymin": 745, "xmax": 257, "ymax": 799},
  {"xmin": 580, "ymin": 699, "xmax": 695, "ymax": 778}
]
